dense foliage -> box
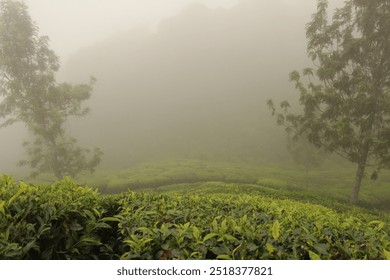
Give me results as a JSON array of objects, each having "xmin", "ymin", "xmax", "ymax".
[
  {"xmin": 0, "ymin": 0, "xmax": 102, "ymax": 179},
  {"xmin": 268, "ymin": 0, "xmax": 390, "ymax": 204},
  {"xmin": 0, "ymin": 175, "xmax": 118, "ymax": 259},
  {"xmin": 1, "ymin": 175, "xmax": 389, "ymax": 260}
]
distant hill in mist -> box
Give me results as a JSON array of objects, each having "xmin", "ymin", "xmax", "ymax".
[{"xmin": 57, "ymin": 0, "xmax": 316, "ymax": 168}]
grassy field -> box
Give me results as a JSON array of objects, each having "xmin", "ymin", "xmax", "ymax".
[{"xmin": 74, "ymin": 159, "xmax": 390, "ymax": 212}]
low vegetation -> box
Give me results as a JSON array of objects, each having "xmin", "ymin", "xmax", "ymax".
[
  {"xmin": 1, "ymin": 173, "xmax": 389, "ymax": 260},
  {"xmin": 76, "ymin": 159, "xmax": 390, "ymax": 211}
]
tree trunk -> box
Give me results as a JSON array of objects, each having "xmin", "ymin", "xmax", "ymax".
[
  {"xmin": 350, "ymin": 161, "xmax": 365, "ymax": 204},
  {"xmin": 350, "ymin": 146, "xmax": 370, "ymax": 204}
]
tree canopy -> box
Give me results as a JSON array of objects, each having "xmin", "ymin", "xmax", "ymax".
[
  {"xmin": 0, "ymin": 0, "xmax": 102, "ymax": 179},
  {"xmin": 268, "ymin": 0, "xmax": 390, "ymax": 204}
]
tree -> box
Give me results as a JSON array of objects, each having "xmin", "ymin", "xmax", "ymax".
[
  {"xmin": 268, "ymin": 0, "xmax": 390, "ymax": 204},
  {"xmin": 0, "ymin": 0, "xmax": 102, "ymax": 179}
]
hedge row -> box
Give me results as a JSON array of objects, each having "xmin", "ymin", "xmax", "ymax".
[{"xmin": 1, "ymin": 176, "xmax": 389, "ymax": 259}]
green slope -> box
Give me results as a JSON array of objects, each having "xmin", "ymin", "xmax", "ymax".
[
  {"xmin": 75, "ymin": 159, "xmax": 390, "ymax": 212},
  {"xmin": 1, "ymin": 175, "xmax": 389, "ymax": 260}
]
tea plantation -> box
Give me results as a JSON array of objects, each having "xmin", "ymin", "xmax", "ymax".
[{"xmin": 1, "ymin": 175, "xmax": 389, "ymax": 260}]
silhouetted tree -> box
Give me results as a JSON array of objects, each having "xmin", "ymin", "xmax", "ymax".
[
  {"xmin": 268, "ymin": 0, "xmax": 390, "ymax": 204},
  {"xmin": 0, "ymin": 0, "xmax": 102, "ymax": 179}
]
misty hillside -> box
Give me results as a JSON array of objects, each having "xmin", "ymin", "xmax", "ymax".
[
  {"xmin": 60, "ymin": 0, "xmax": 316, "ymax": 168},
  {"xmin": 2, "ymin": 0, "xmax": 390, "ymax": 263}
]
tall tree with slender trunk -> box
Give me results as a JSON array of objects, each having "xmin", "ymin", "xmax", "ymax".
[
  {"xmin": 0, "ymin": 0, "xmax": 102, "ymax": 179},
  {"xmin": 268, "ymin": 0, "xmax": 390, "ymax": 204}
]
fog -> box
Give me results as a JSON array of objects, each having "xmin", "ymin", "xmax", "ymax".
[
  {"xmin": 24, "ymin": 0, "xmax": 240, "ymax": 61},
  {"xmin": 0, "ymin": 0, "xmax": 345, "ymax": 174}
]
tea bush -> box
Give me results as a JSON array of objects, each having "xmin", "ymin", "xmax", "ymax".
[
  {"xmin": 1, "ymin": 175, "xmax": 389, "ymax": 260},
  {"xmin": 116, "ymin": 191, "xmax": 390, "ymax": 260},
  {"xmin": 0, "ymin": 175, "xmax": 119, "ymax": 259}
]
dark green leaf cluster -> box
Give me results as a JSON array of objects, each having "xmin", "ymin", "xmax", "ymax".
[{"xmin": 0, "ymin": 175, "xmax": 118, "ymax": 259}]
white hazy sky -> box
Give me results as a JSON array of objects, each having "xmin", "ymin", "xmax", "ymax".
[{"xmin": 23, "ymin": 0, "xmax": 240, "ymax": 61}]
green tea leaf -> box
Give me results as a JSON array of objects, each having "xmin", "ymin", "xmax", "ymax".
[
  {"xmin": 221, "ymin": 218, "xmax": 227, "ymax": 229},
  {"xmin": 203, "ymin": 233, "xmax": 218, "ymax": 242},
  {"xmin": 272, "ymin": 220, "xmax": 280, "ymax": 240},
  {"xmin": 0, "ymin": 200, "xmax": 5, "ymax": 215},
  {"xmin": 8, "ymin": 187, "xmax": 25, "ymax": 206},
  {"xmin": 192, "ymin": 226, "xmax": 201, "ymax": 240},
  {"xmin": 68, "ymin": 222, "xmax": 83, "ymax": 231},
  {"xmin": 100, "ymin": 217, "xmax": 121, "ymax": 223},
  {"xmin": 368, "ymin": 220, "xmax": 385, "ymax": 230},
  {"xmin": 314, "ymin": 243, "xmax": 328, "ymax": 255},
  {"xmin": 383, "ymin": 249, "xmax": 390, "ymax": 260},
  {"xmin": 211, "ymin": 219, "xmax": 218, "ymax": 231},
  {"xmin": 266, "ymin": 243, "xmax": 276, "ymax": 254},
  {"xmin": 218, "ymin": 234, "xmax": 238, "ymax": 242},
  {"xmin": 217, "ymin": 254, "xmax": 232, "ymax": 260},
  {"xmin": 78, "ymin": 237, "xmax": 102, "ymax": 246},
  {"xmin": 309, "ymin": 250, "xmax": 321, "ymax": 260}
]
